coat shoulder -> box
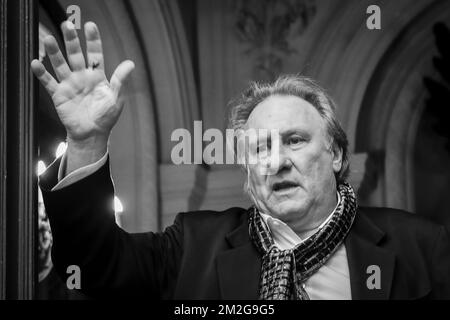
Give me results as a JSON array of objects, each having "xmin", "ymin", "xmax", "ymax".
[
  {"xmin": 181, "ymin": 206, "xmax": 249, "ymax": 222},
  {"xmin": 176, "ymin": 207, "xmax": 250, "ymax": 237},
  {"xmin": 357, "ymin": 206, "xmax": 444, "ymax": 241}
]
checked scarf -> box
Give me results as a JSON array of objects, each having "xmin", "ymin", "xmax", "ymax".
[{"xmin": 248, "ymin": 182, "xmax": 357, "ymax": 300}]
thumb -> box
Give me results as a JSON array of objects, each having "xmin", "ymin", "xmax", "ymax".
[{"xmin": 110, "ymin": 60, "xmax": 135, "ymax": 96}]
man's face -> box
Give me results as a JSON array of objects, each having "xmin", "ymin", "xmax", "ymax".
[{"xmin": 245, "ymin": 95, "xmax": 342, "ymax": 222}]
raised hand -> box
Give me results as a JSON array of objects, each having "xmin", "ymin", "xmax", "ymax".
[{"xmin": 31, "ymin": 21, "xmax": 135, "ymax": 172}]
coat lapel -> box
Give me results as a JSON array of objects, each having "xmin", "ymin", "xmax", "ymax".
[
  {"xmin": 345, "ymin": 211, "xmax": 396, "ymax": 299},
  {"xmin": 216, "ymin": 208, "xmax": 397, "ymax": 300},
  {"xmin": 216, "ymin": 222, "xmax": 261, "ymax": 299}
]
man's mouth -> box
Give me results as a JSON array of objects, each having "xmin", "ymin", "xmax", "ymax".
[{"xmin": 272, "ymin": 181, "xmax": 300, "ymax": 192}]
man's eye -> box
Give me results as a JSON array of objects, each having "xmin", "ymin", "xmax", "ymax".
[{"xmin": 288, "ymin": 136, "xmax": 305, "ymax": 146}]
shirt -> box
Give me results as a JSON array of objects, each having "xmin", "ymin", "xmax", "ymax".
[{"xmin": 259, "ymin": 194, "xmax": 352, "ymax": 299}]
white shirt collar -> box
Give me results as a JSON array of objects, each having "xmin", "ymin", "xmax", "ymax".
[{"xmin": 258, "ymin": 192, "xmax": 341, "ymax": 250}]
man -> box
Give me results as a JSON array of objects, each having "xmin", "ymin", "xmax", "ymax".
[{"xmin": 32, "ymin": 21, "xmax": 450, "ymax": 300}]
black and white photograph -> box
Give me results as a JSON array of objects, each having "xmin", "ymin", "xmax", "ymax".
[{"xmin": 1, "ymin": 0, "xmax": 450, "ymax": 310}]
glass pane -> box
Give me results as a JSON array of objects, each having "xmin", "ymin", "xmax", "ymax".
[{"xmin": 36, "ymin": 1, "xmax": 86, "ymax": 300}]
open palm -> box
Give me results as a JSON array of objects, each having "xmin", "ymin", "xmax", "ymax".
[{"xmin": 31, "ymin": 21, "xmax": 134, "ymax": 142}]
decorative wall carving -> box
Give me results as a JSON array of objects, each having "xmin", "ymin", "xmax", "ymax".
[
  {"xmin": 424, "ymin": 22, "xmax": 450, "ymax": 151},
  {"xmin": 233, "ymin": 0, "xmax": 316, "ymax": 81}
]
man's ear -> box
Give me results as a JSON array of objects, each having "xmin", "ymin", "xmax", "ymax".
[{"xmin": 331, "ymin": 145, "xmax": 343, "ymax": 173}]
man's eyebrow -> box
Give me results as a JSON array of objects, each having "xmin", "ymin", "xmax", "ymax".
[{"xmin": 278, "ymin": 129, "xmax": 310, "ymax": 138}]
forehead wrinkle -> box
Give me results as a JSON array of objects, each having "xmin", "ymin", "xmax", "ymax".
[
  {"xmin": 247, "ymin": 95, "xmax": 322, "ymax": 126},
  {"xmin": 244, "ymin": 95, "xmax": 333, "ymax": 151}
]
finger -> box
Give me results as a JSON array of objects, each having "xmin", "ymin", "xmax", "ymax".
[
  {"xmin": 84, "ymin": 22, "xmax": 104, "ymax": 70},
  {"xmin": 31, "ymin": 59, "xmax": 58, "ymax": 96},
  {"xmin": 61, "ymin": 20, "xmax": 86, "ymax": 71},
  {"xmin": 110, "ymin": 60, "xmax": 135, "ymax": 95},
  {"xmin": 44, "ymin": 35, "xmax": 71, "ymax": 81}
]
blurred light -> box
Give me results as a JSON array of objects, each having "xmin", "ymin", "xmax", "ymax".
[
  {"xmin": 55, "ymin": 142, "xmax": 67, "ymax": 158},
  {"xmin": 38, "ymin": 186, "xmax": 44, "ymax": 203},
  {"xmin": 37, "ymin": 160, "xmax": 47, "ymax": 176},
  {"xmin": 114, "ymin": 196, "xmax": 123, "ymax": 213}
]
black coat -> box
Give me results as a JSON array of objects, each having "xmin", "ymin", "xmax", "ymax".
[{"xmin": 39, "ymin": 158, "xmax": 450, "ymax": 299}]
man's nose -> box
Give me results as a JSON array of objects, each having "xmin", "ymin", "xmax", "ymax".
[{"xmin": 275, "ymin": 147, "xmax": 293, "ymax": 173}]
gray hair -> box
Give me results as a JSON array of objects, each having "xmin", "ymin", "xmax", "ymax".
[{"xmin": 227, "ymin": 74, "xmax": 350, "ymax": 184}]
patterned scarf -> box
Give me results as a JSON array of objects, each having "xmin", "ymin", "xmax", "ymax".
[{"xmin": 248, "ymin": 182, "xmax": 357, "ymax": 300}]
